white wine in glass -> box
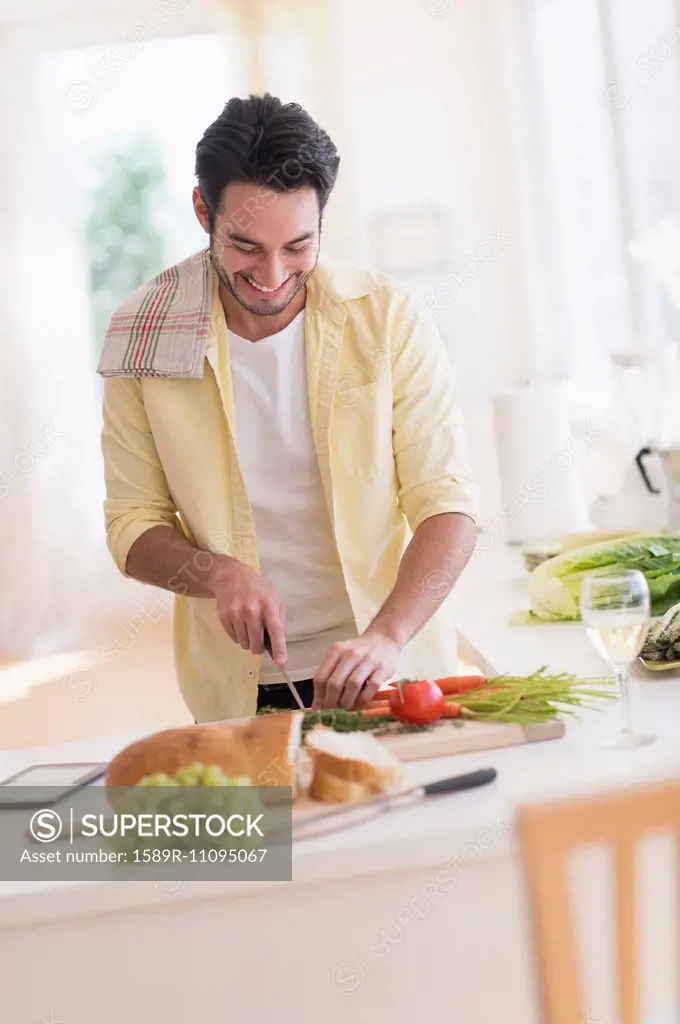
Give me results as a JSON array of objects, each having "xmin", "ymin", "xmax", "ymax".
[{"xmin": 580, "ymin": 568, "xmax": 656, "ymax": 749}]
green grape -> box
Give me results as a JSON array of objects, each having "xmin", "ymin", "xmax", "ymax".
[
  {"xmin": 204, "ymin": 792, "xmax": 226, "ymax": 814},
  {"xmin": 137, "ymin": 764, "xmax": 255, "ymax": 789},
  {"xmin": 138, "ymin": 771, "xmax": 176, "ymax": 787},
  {"xmin": 182, "ymin": 767, "xmax": 199, "ymax": 785},
  {"xmin": 129, "ymin": 789, "xmax": 158, "ymax": 816},
  {"xmin": 228, "ymin": 775, "xmax": 253, "ymax": 787},
  {"xmin": 202, "ymin": 765, "xmax": 227, "ymax": 786},
  {"xmin": 160, "ymin": 795, "xmax": 186, "ymax": 817},
  {"xmin": 174, "ymin": 766, "xmax": 200, "ymax": 787},
  {"xmin": 109, "ymin": 764, "xmax": 263, "ymax": 858}
]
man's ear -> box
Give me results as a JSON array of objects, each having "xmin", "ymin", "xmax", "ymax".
[{"xmin": 192, "ymin": 187, "xmax": 210, "ymax": 234}]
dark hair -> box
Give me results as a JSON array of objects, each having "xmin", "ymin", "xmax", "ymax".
[{"xmin": 195, "ymin": 93, "xmax": 340, "ymax": 229}]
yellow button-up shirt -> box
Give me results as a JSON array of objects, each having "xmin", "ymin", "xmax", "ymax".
[{"xmin": 101, "ymin": 255, "xmax": 481, "ymax": 721}]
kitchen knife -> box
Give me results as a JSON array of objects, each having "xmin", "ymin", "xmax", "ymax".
[
  {"xmin": 290, "ymin": 767, "xmax": 498, "ymax": 841},
  {"xmin": 262, "ymin": 627, "xmax": 307, "ymax": 711}
]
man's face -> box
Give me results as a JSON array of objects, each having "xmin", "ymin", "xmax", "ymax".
[{"xmin": 202, "ymin": 182, "xmax": 321, "ymax": 317}]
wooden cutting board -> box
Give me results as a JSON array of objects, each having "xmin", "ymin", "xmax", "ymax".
[
  {"xmin": 375, "ymin": 716, "xmax": 564, "ymax": 761},
  {"xmin": 290, "ymin": 717, "xmax": 564, "ymax": 830}
]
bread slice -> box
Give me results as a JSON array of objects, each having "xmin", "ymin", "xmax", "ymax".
[
  {"xmin": 105, "ymin": 712, "xmax": 304, "ymax": 801},
  {"xmin": 305, "ymin": 726, "xmax": 402, "ymax": 793},
  {"xmin": 308, "ymin": 771, "xmax": 376, "ymax": 804}
]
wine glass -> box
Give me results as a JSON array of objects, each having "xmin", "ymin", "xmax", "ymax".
[{"xmin": 580, "ymin": 567, "xmax": 656, "ymax": 749}]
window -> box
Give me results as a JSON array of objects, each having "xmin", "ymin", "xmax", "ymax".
[
  {"xmin": 520, "ymin": 0, "xmax": 680, "ymax": 385},
  {"xmin": 36, "ymin": 31, "xmax": 240, "ymax": 362}
]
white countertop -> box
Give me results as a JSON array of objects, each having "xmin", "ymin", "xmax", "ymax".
[{"xmin": 2, "ymin": 542, "xmax": 680, "ymax": 929}]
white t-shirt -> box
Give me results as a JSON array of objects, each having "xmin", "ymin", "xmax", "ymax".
[{"xmin": 228, "ymin": 310, "xmax": 358, "ymax": 683}]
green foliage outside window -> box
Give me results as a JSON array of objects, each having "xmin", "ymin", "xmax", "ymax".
[{"xmin": 84, "ymin": 132, "xmax": 169, "ymax": 357}]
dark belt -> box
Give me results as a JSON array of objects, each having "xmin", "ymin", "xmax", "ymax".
[{"xmin": 258, "ymin": 678, "xmax": 314, "ymax": 691}]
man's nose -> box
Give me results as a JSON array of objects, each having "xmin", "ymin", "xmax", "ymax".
[{"xmin": 257, "ymin": 256, "xmax": 287, "ymax": 290}]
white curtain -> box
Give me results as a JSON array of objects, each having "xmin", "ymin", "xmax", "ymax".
[{"xmin": 0, "ymin": 26, "xmax": 146, "ymax": 658}]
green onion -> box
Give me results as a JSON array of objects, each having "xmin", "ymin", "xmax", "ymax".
[{"xmin": 455, "ymin": 667, "xmax": 617, "ymax": 724}]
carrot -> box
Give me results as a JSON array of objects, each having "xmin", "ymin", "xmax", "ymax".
[
  {"xmin": 434, "ymin": 675, "xmax": 486, "ymax": 696},
  {"xmin": 359, "ymin": 703, "xmax": 393, "ymax": 718},
  {"xmin": 441, "ymin": 702, "xmax": 461, "ymax": 718},
  {"xmin": 367, "ymin": 693, "xmax": 397, "ymax": 708},
  {"xmin": 374, "ymin": 677, "xmax": 484, "ymax": 697}
]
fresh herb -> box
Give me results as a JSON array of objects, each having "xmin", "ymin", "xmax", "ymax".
[
  {"xmin": 300, "ymin": 709, "xmax": 393, "ymax": 734},
  {"xmin": 257, "ymin": 705, "xmax": 429, "ymax": 735}
]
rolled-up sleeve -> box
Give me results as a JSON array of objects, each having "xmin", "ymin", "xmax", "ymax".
[
  {"xmin": 390, "ymin": 295, "xmax": 481, "ymax": 532},
  {"xmin": 101, "ymin": 377, "xmax": 180, "ymax": 575}
]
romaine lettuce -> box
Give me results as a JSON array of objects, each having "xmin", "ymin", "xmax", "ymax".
[{"xmin": 527, "ymin": 535, "xmax": 680, "ymax": 621}]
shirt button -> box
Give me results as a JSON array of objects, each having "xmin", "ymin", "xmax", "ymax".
[
  {"xmin": 242, "ymin": 538, "xmax": 252, "ymax": 548},
  {"xmin": 247, "ymin": 670, "xmax": 254, "ymax": 678}
]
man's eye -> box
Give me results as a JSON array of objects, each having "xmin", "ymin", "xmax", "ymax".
[
  {"xmin": 286, "ymin": 245, "xmax": 309, "ymax": 254},
  {"xmin": 233, "ymin": 244, "xmax": 257, "ymax": 254}
]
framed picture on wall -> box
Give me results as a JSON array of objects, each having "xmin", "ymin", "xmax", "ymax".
[{"xmin": 370, "ymin": 207, "xmax": 451, "ymax": 278}]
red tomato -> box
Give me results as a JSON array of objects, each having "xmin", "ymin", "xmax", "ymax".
[{"xmin": 388, "ymin": 679, "xmax": 445, "ymax": 725}]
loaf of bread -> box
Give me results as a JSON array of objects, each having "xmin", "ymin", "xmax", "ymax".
[{"xmin": 105, "ymin": 711, "xmax": 303, "ymax": 799}]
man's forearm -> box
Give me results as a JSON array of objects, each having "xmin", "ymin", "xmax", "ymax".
[
  {"xmin": 125, "ymin": 525, "xmax": 235, "ymax": 598},
  {"xmin": 365, "ymin": 512, "xmax": 477, "ymax": 647}
]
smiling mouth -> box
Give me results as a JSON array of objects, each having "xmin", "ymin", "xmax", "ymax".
[{"xmin": 240, "ymin": 275, "xmax": 295, "ymax": 298}]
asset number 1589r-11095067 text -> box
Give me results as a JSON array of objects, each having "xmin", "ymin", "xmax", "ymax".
[{"xmin": 132, "ymin": 848, "xmax": 268, "ymax": 863}]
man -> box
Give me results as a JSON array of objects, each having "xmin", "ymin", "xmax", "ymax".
[{"xmin": 98, "ymin": 93, "xmax": 480, "ymax": 722}]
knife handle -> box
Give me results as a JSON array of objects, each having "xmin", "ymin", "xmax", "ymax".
[
  {"xmin": 423, "ymin": 767, "xmax": 497, "ymax": 797},
  {"xmin": 262, "ymin": 628, "xmax": 273, "ymax": 657}
]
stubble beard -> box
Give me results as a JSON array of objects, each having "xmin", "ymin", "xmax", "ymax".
[{"xmin": 209, "ymin": 243, "xmax": 317, "ymax": 318}]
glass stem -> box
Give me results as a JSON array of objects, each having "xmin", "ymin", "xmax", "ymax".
[{"xmin": 616, "ymin": 667, "xmax": 632, "ymax": 734}]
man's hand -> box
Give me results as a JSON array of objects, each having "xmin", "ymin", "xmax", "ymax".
[
  {"xmin": 312, "ymin": 630, "xmax": 402, "ymax": 709},
  {"xmin": 123, "ymin": 526, "xmax": 288, "ymax": 662},
  {"xmin": 210, "ymin": 561, "xmax": 287, "ymax": 664}
]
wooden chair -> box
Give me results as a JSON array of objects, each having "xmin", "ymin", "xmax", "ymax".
[{"xmin": 517, "ymin": 777, "xmax": 680, "ymax": 1024}]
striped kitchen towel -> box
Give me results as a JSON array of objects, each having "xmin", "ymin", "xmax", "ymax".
[{"xmin": 97, "ymin": 248, "xmax": 213, "ymax": 379}]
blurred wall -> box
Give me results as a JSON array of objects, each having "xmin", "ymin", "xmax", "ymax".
[
  {"xmin": 323, "ymin": 0, "xmax": 525, "ymax": 515},
  {"xmin": 328, "ymin": 0, "xmax": 525, "ymax": 375}
]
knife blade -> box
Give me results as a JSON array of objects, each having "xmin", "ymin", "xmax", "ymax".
[
  {"xmin": 262, "ymin": 627, "xmax": 307, "ymax": 711},
  {"xmin": 290, "ymin": 767, "xmax": 498, "ymax": 841}
]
